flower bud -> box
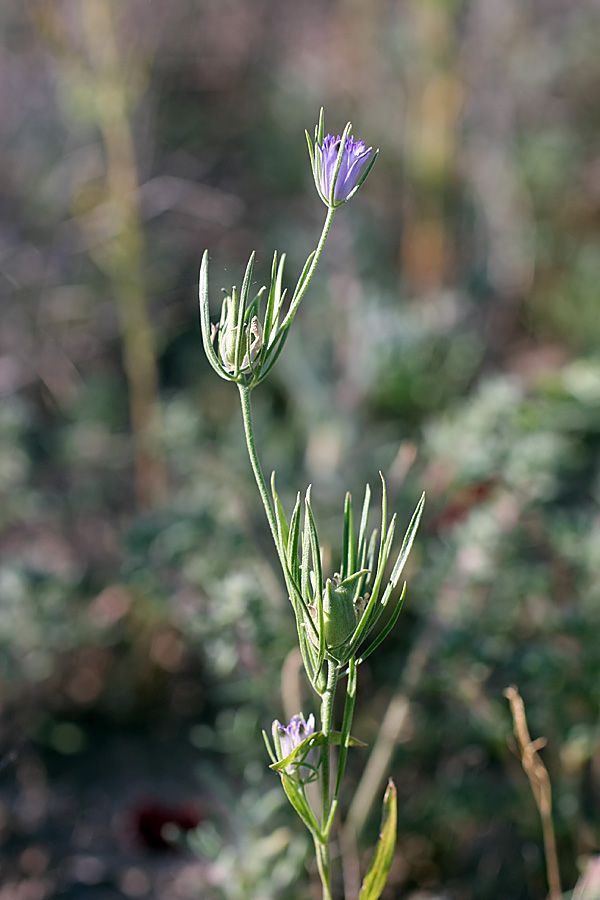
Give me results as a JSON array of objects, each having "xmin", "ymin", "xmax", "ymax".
[
  {"xmin": 217, "ymin": 294, "xmax": 238, "ymax": 371},
  {"xmin": 321, "ymin": 577, "xmax": 358, "ymax": 647},
  {"xmin": 245, "ymin": 315, "xmax": 264, "ymax": 370},
  {"xmin": 218, "ymin": 298, "xmax": 264, "ymax": 375}
]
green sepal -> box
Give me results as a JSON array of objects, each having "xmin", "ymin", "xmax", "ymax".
[
  {"xmin": 198, "ymin": 250, "xmax": 231, "ymax": 381},
  {"xmin": 270, "ymin": 729, "xmax": 366, "ymax": 774},
  {"xmin": 280, "ymin": 773, "xmax": 323, "ymax": 840},
  {"xmin": 328, "ymin": 729, "xmax": 367, "ymax": 748},
  {"xmin": 328, "ymin": 120, "xmax": 352, "ymax": 207},
  {"xmin": 359, "ymin": 779, "xmax": 397, "ymax": 900},
  {"xmin": 343, "ymin": 147, "xmax": 380, "ymax": 204},
  {"xmin": 262, "ymin": 728, "xmax": 276, "ymax": 764},
  {"xmin": 269, "ymin": 730, "xmax": 325, "ymax": 773}
]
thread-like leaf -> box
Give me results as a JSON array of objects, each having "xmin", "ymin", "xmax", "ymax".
[
  {"xmin": 287, "ymin": 492, "xmax": 302, "ymax": 583},
  {"xmin": 356, "ymin": 483, "xmax": 372, "ymax": 571},
  {"xmin": 270, "ymin": 472, "xmax": 289, "ymax": 553},
  {"xmin": 388, "ymin": 493, "xmax": 425, "ymax": 588},
  {"xmin": 198, "ymin": 251, "xmax": 228, "ymax": 379},
  {"xmin": 356, "ymin": 583, "xmax": 407, "ymax": 665},
  {"xmin": 305, "ymin": 488, "xmax": 325, "ymax": 669},
  {"xmin": 341, "ymin": 492, "xmax": 354, "ymax": 581}
]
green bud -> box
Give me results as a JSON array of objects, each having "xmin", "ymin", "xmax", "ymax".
[
  {"xmin": 217, "ymin": 296, "xmax": 264, "ymax": 375},
  {"xmin": 217, "ymin": 294, "xmax": 238, "ymax": 371},
  {"xmin": 322, "ymin": 577, "xmax": 357, "ymax": 647}
]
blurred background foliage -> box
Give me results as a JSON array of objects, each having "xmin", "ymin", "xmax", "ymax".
[{"xmin": 1, "ymin": 0, "xmax": 600, "ymax": 898}]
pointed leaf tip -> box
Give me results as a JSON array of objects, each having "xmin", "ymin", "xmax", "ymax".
[{"xmin": 359, "ymin": 779, "xmax": 397, "ymax": 900}]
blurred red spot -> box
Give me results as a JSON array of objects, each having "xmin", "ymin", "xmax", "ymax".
[{"xmin": 132, "ymin": 801, "xmax": 202, "ymax": 852}]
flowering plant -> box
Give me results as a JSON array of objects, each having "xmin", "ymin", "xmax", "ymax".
[{"xmin": 199, "ymin": 110, "xmax": 423, "ymax": 900}]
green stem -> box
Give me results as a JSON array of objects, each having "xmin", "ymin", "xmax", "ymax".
[
  {"xmin": 238, "ymin": 384, "xmax": 283, "ymax": 562},
  {"xmin": 322, "ymin": 656, "xmax": 358, "ymax": 840},
  {"xmin": 315, "ymin": 836, "xmax": 333, "ymax": 900},
  {"xmin": 281, "ymin": 205, "xmax": 336, "ymax": 330},
  {"xmin": 316, "ymin": 659, "xmax": 339, "ymax": 899}
]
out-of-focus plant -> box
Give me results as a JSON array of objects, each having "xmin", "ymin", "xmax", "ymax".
[
  {"xmin": 366, "ymin": 360, "xmax": 600, "ymax": 897},
  {"xmin": 41, "ymin": 0, "xmax": 166, "ymax": 510},
  {"xmin": 199, "ymin": 109, "xmax": 423, "ymax": 900}
]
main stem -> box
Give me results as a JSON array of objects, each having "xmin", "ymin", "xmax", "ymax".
[
  {"xmin": 238, "ymin": 209, "xmax": 338, "ymax": 900},
  {"xmin": 316, "ymin": 659, "xmax": 338, "ymax": 900}
]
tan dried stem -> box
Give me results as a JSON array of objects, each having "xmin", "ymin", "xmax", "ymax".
[
  {"xmin": 504, "ymin": 685, "xmax": 562, "ymax": 900},
  {"xmin": 42, "ymin": 0, "xmax": 167, "ymax": 510}
]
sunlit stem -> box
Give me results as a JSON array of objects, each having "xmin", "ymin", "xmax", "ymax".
[
  {"xmin": 238, "ymin": 384, "xmax": 285, "ymax": 563},
  {"xmin": 281, "ymin": 206, "xmax": 336, "ymax": 330}
]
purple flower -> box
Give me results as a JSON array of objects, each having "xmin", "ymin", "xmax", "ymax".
[
  {"xmin": 317, "ymin": 133, "xmax": 373, "ymax": 205},
  {"xmin": 272, "ymin": 713, "xmax": 318, "ymax": 781}
]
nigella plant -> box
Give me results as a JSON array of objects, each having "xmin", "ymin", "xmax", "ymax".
[{"xmin": 199, "ymin": 110, "xmax": 423, "ymax": 900}]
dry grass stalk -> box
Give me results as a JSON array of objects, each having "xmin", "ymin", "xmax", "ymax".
[{"xmin": 504, "ymin": 685, "xmax": 562, "ymax": 900}]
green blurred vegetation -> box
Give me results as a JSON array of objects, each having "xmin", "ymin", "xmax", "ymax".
[{"xmin": 1, "ymin": 0, "xmax": 600, "ymax": 898}]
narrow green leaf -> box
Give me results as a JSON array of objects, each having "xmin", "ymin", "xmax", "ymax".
[
  {"xmin": 239, "ymin": 250, "xmax": 256, "ymax": 309},
  {"xmin": 198, "ymin": 250, "xmax": 228, "ymax": 379},
  {"xmin": 328, "ymin": 729, "xmax": 367, "ymax": 749},
  {"xmin": 262, "ymin": 729, "xmax": 276, "ymax": 764},
  {"xmin": 379, "ymin": 472, "xmax": 388, "ymax": 556},
  {"xmin": 305, "ymin": 489, "xmax": 323, "ymax": 599},
  {"xmin": 365, "ymin": 529, "xmax": 378, "ymax": 579},
  {"xmin": 316, "ymin": 107, "xmax": 325, "ymax": 146},
  {"xmin": 301, "ymin": 503, "xmax": 311, "ymax": 607},
  {"xmin": 351, "ymin": 520, "xmax": 395, "ymax": 649},
  {"xmin": 356, "ymin": 583, "xmax": 407, "ymax": 665},
  {"xmin": 270, "ymin": 254, "xmax": 287, "ymax": 339},
  {"xmin": 305, "ymin": 130, "xmax": 318, "ymax": 184},
  {"xmin": 305, "ymin": 489, "xmax": 325, "ymax": 669},
  {"xmin": 255, "ymin": 326, "xmax": 290, "ymax": 384},
  {"xmin": 233, "ymin": 284, "xmax": 246, "ymax": 377},
  {"xmin": 356, "ymin": 483, "xmax": 372, "ymax": 571},
  {"xmin": 296, "ymin": 616, "xmax": 317, "ymax": 688},
  {"xmin": 388, "ymin": 493, "xmax": 425, "ymax": 588},
  {"xmin": 263, "ymin": 251, "xmax": 283, "ymax": 343},
  {"xmin": 359, "ymin": 779, "xmax": 397, "ymax": 900},
  {"xmin": 269, "ymin": 731, "xmax": 325, "ymax": 772},
  {"xmin": 270, "ymin": 472, "xmax": 289, "ymax": 552},
  {"xmin": 342, "ymin": 492, "xmax": 355, "ymax": 581},
  {"xmin": 287, "ymin": 492, "xmax": 302, "ymax": 583}
]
